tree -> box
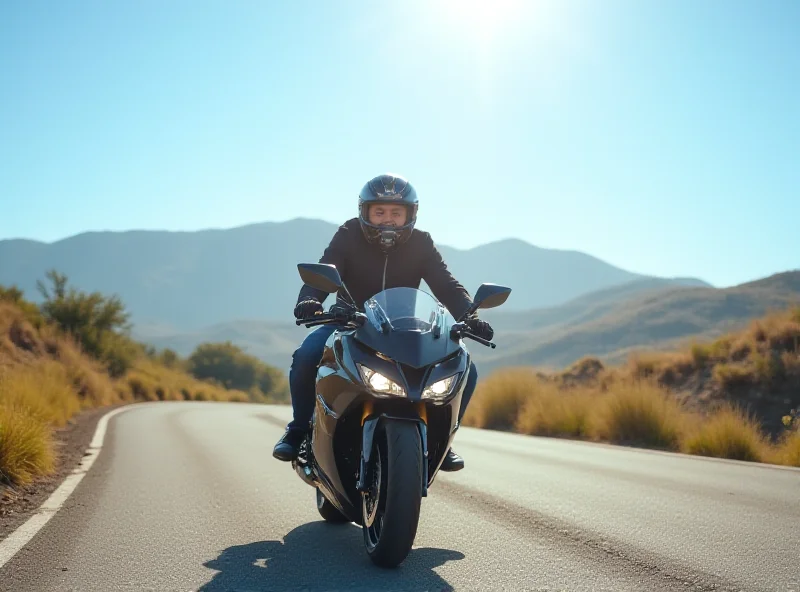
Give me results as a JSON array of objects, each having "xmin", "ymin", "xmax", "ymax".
[
  {"xmin": 36, "ymin": 270, "xmax": 135, "ymax": 377},
  {"xmin": 188, "ymin": 341, "xmax": 286, "ymax": 399}
]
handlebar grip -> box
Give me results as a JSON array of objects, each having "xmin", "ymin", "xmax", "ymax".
[
  {"xmin": 450, "ymin": 324, "xmax": 496, "ymax": 348},
  {"xmin": 464, "ymin": 331, "xmax": 496, "ymax": 348},
  {"xmin": 302, "ymin": 319, "xmax": 334, "ymax": 328},
  {"xmin": 296, "ymin": 313, "xmax": 335, "ymax": 326}
]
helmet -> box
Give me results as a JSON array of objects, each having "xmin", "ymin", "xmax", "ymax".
[{"xmin": 358, "ymin": 174, "xmax": 418, "ymax": 251}]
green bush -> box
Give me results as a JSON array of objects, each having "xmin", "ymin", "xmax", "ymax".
[
  {"xmin": 187, "ymin": 341, "xmax": 287, "ymax": 400},
  {"xmin": 36, "ymin": 270, "xmax": 135, "ymax": 377}
]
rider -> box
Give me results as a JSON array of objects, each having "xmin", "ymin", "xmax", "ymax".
[{"xmin": 272, "ymin": 173, "xmax": 494, "ymax": 471}]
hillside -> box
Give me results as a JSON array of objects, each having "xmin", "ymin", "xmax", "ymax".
[
  {"xmin": 462, "ymin": 305, "xmax": 800, "ymax": 466},
  {"xmin": 0, "ymin": 277, "xmax": 290, "ymax": 497},
  {"xmin": 480, "ymin": 276, "xmax": 710, "ymax": 332},
  {"xmin": 0, "ymin": 218, "xmax": 707, "ymax": 329},
  {"xmin": 473, "ymin": 270, "xmax": 800, "ymax": 372}
]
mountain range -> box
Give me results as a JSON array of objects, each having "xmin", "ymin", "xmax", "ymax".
[
  {"xmin": 0, "ymin": 218, "xmax": 707, "ymax": 329},
  {"xmin": 131, "ymin": 270, "xmax": 800, "ymax": 374},
  {"xmin": 6, "ymin": 218, "xmax": 795, "ymax": 374}
]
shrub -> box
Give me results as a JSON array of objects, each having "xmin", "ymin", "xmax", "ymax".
[
  {"xmin": 187, "ymin": 341, "xmax": 286, "ymax": 399},
  {"xmin": 0, "ymin": 405, "xmax": 54, "ymax": 486},
  {"xmin": 774, "ymin": 431, "xmax": 800, "ymax": 467},
  {"xmin": 592, "ymin": 380, "xmax": 684, "ymax": 450},
  {"xmin": 462, "ymin": 367, "xmax": 540, "ymax": 430},
  {"xmin": 683, "ymin": 404, "xmax": 767, "ymax": 461},
  {"xmin": 515, "ymin": 384, "xmax": 594, "ymax": 438},
  {"xmin": 36, "ymin": 270, "xmax": 135, "ymax": 376}
]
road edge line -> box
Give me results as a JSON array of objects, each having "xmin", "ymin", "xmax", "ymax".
[{"xmin": 0, "ymin": 403, "xmax": 143, "ymax": 568}]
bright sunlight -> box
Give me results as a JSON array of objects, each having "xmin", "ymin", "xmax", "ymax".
[{"xmin": 431, "ymin": 0, "xmax": 525, "ymax": 43}]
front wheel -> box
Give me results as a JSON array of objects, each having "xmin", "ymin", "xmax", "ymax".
[
  {"xmin": 316, "ymin": 488, "xmax": 350, "ymax": 523},
  {"xmin": 362, "ymin": 420, "xmax": 424, "ymax": 568}
]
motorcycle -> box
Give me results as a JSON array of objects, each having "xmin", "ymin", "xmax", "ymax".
[{"xmin": 290, "ymin": 262, "xmax": 511, "ymax": 568}]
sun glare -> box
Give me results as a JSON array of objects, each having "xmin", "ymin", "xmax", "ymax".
[{"xmin": 433, "ymin": 0, "xmax": 524, "ymax": 42}]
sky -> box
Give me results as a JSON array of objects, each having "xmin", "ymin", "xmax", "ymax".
[{"xmin": 1, "ymin": 0, "xmax": 798, "ymax": 288}]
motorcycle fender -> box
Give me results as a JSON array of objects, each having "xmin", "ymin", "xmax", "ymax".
[{"xmin": 356, "ymin": 414, "xmax": 429, "ymax": 497}]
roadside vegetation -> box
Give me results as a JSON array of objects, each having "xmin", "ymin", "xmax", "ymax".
[
  {"xmin": 0, "ymin": 272, "xmax": 288, "ymax": 490},
  {"xmin": 463, "ymin": 306, "xmax": 800, "ymax": 467}
]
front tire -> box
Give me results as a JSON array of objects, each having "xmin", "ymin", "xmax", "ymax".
[
  {"xmin": 316, "ymin": 488, "xmax": 350, "ymax": 523},
  {"xmin": 362, "ymin": 420, "xmax": 424, "ymax": 568}
]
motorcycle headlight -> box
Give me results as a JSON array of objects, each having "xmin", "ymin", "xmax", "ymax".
[
  {"xmin": 422, "ymin": 374, "xmax": 458, "ymax": 400},
  {"xmin": 357, "ymin": 364, "xmax": 407, "ymax": 397}
]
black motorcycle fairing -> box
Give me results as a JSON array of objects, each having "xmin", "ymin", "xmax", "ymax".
[
  {"xmin": 304, "ymin": 289, "xmax": 484, "ymax": 527},
  {"xmin": 420, "ymin": 350, "xmax": 469, "ymax": 404},
  {"xmin": 343, "ymin": 332, "xmax": 469, "ymax": 402},
  {"xmin": 353, "ymin": 288, "xmax": 462, "ymax": 369},
  {"xmin": 315, "ymin": 461, "xmax": 362, "ymax": 522},
  {"xmin": 318, "ymin": 326, "xmax": 466, "ymax": 449}
]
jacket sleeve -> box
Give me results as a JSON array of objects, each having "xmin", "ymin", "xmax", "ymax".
[
  {"xmin": 420, "ymin": 233, "xmax": 474, "ymax": 320},
  {"xmin": 296, "ymin": 225, "xmax": 349, "ymax": 306}
]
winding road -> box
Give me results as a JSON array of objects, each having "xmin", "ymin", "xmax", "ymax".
[{"xmin": 1, "ymin": 402, "xmax": 798, "ymax": 591}]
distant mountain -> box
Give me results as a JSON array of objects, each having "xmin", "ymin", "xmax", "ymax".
[
  {"xmin": 479, "ymin": 276, "xmax": 712, "ymax": 333},
  {"xmin": 132, "ymin": 270, "xmax": 800, "ymax": 375},
  {"xmin": 473, "ymin": 270, "xmax": 800, "ymax": 372},
  {"xmin": 0, "ymin": 218, "xmax": 708, "ymax": 329}
]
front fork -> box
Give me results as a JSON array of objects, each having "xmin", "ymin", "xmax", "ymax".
[{"xmin": 355, "ymin": 400, "xmax": 430, "ymax": 497}]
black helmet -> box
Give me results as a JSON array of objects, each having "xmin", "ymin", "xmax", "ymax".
[{"xmin": 358, "ymin": 174, "xmax": 418, "ymax": 251}]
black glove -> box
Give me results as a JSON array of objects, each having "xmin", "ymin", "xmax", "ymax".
[
  {"xmin": 294, "ymin": 299, "xmax": 323, "ymax": 320},
  {"xmin": 328, "ymin": 303, "xmax": 353, "ymax": 321},
  {"xmin": 465, "ymin": 316, "xmax": 494, "ymax": 341}
]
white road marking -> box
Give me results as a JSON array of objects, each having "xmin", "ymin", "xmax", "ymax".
[{"xmin": 0, "ymin": 403, "xmax": 146, "ymax": 568}]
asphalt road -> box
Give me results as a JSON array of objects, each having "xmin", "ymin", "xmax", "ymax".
[{"xmin": 1, "ymin": 402, "xmax": 798, "ymax": 591}]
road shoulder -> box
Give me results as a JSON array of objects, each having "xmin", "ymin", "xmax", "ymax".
[{"xmin": 0, "ymin": 404, "xmax": 127, "ymax": 542}]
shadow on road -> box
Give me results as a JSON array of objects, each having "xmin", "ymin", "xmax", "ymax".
[{"xmin": 198, "ymin": 521, "xmax": 463, "ymax": 591}]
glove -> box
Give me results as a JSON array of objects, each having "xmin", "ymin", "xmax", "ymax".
[
  {"xmin": 294, "ymin": 299, "xmax": 323, "ymax": 320},
  {"xmin": 465, "ymin": 316, "xmax": 494, "ymax": 341},
  {"xmin": 328, "ymin": 303, "xmax": 353, "ymax": 321}
]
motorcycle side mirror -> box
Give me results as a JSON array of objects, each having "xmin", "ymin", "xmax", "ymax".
[
  {"xmin": 298, "ymin": 263, "xmax": 343, "ymax": 293},
  {"xmin": 459, "ymin": 283, "xmax": 512, "ymax": 320},
  {"xmin": 474, "ymin": 283, "xmax": 512, "ymax": 309}
]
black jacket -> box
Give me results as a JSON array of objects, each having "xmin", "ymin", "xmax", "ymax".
[{"xmin": 297, "ymin": 218, "xmax": 474, "ymax": 320}]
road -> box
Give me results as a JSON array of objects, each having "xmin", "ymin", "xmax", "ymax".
[{"xmin": 1, "ymin": 402, "xmax": 798, "ymax": 591}]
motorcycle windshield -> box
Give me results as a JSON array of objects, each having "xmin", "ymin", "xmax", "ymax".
[{"xmin": 354, "ymin": 287, "xmax": 461, "ymax": 368}]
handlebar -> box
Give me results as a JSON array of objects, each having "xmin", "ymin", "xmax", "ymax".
[
  {"xmin": 296, "ymin": 313, "xmax": 336, "ymax": 326},
  {"xmin": 296, "ymin": 314, "xmax": 496, "ymax": 349},
  {"xmin": 450, "ymin": 323, "xmax": 497, "ymax": 349},
  {"xmin": 295, "ymin": 310, "xmax": 367, "ymax": 328},
  {"xmin": 463, "ymin": 331, "xmax": 496, "ymax": 348}
]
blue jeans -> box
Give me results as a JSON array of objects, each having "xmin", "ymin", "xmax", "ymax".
[{"xmin": 286, "ymin": 324, "xmax": 479, "ymax": 432}]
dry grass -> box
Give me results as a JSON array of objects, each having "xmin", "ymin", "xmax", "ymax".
[
  {"xmin": 125, "ymin": 358, "xmax": 249, "ymax": 403},
  {"xmin": 48, "ymin": 331, "xmax": 118, "ymax": 407},
  {"xmin": 682, "ymin": 404, "xmax": 768, "ymax": 462},
  {"xmin": 462, "ymin": 367, "xmax": 540, "ymax": 430},
  {"xmin": 466, "ymin": 370, "xmax": 686, "ymax": 449},
  {"xmin": 0, "ymin": 361, "xmax": 81, "ymax": 428},
  {"xmin": 591, "ymin": 380, "xmax": 684, "ymax": 450},
  {"xmin": 772, "ymin": 431, "xmax": 800, "ymax": 467},
  {"xmin": 0, "ymin": 405, "xmax": 54, "ymax": 486},
  {"xmin": 466, "ymin": 306, "xmax": 800, "ymax": 467},
  {"xmin": 514, "ymin": 384, "xmax": 595, "ymax": 438}
]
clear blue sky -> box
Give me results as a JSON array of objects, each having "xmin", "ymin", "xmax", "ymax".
[{"xmin": 2, "ymin": 0, "xmax": 798, "ymax": 287}]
